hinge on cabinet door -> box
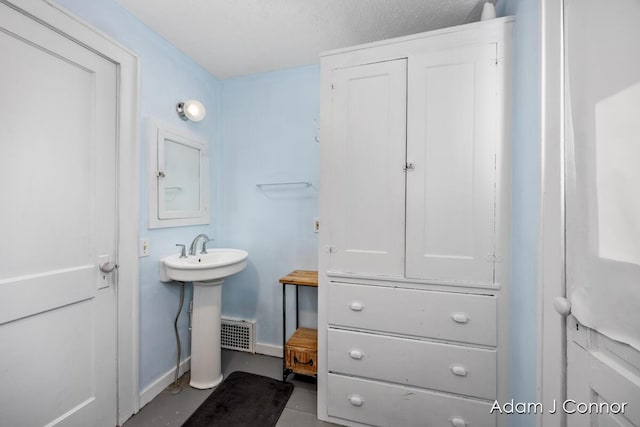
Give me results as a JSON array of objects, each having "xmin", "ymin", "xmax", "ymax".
[
  {"xmin": 324, "ymin": 245, "xmax": 336, "ymax": 254},
  {"xmin": 487, "ymin": 253, "xmax": 503, "ymax": 263}
]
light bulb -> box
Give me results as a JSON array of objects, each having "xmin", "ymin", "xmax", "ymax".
[{"xmin": 177, "ymin": 99, "xmax": 206, "ymax": 121}]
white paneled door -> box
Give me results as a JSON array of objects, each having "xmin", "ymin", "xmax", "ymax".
[
  {"xmin": 405, "ymin": 44, "xmax": 498, "ymax": 286},
  {"xmin": 327, "ymin": 60, "xmax": 407, "ymax": 276},
  {"xmin": 563, "ymin": 1, "xmax": 640, "ymax": 426},
  {"xmin": 0, "ymin": 4, "xmax": 118, "ymax": 427}
]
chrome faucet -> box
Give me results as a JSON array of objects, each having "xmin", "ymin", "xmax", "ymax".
[{"xmin": 188, "ymin": 233, "xmax": 213, "ymax": 255}]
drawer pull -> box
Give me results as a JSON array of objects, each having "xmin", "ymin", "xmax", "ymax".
[
  {"xmin": 450, "ymin": 417, "xmax": 467, "ymax": 427},
  {"xmin": 348, "ymin": 395, "xmax": 364, "ymax": 406},
  {"xmin": 349, "ymin": 350, "xmax": 363, "ymax": 360},
  {"xmin": 451, "ymin": 312, "xmax": 470, "ymax": 324},
  {"xmin": 450, "ymin": 365, "xmax": 468, "ymax": 377},
  {"xmin": 293, "ymin": 356, "xmax": 314, "ymax": 366},
  {"xmin": 349, "ymin": 301, "xmax": 364, "ymax": 311}
]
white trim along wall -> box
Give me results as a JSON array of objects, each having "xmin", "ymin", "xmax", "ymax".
[
  {"xmin": 4, "ymin": 1, "xmax": 141, "ymax": 424},
  {"xmin": 538, "ymin": 1, "xmax": 565, "ymax": 427}
]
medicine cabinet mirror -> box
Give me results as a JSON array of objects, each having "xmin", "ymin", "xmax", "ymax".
[{"xmin": 148, "ymin": 119, "xmax": 210, "ymax": 228}]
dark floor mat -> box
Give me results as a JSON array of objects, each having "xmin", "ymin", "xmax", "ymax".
[{"xmin": 182, "ymin": 371, "xmax": 294, "ymax": 427}]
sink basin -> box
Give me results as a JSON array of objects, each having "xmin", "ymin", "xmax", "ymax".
[{"xmin": 160, "ymin": 248, "xmax": 248, "ymax": 283}]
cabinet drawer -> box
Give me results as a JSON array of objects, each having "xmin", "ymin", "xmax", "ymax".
[
  {"xmin": 285, "ymin": 346, "xmax": 317, "ymax": 376},
  {"xmin": 328, "ymin": 282, "xmax": 497, "ymax": 346},
  {"xmin": 328, "ymin": 373, "xmax": 495, "ymax": 427},
  {"xmin": 285, "ymin": 327, "xmax": 318, "ymax": 376},
  {"xmin": 328, "ymin": 329, "xmax": 496, "ymax": 400}
]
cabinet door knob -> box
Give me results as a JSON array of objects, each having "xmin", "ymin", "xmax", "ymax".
[
  {"xmin": 451, "ymin": 312, "xmax": 469, "ymax": 323},
  {"xmin": 349, "ymin": 301, "xmax": 364, "ymax": 311},
  {"xmin": 349, "ymin": 350, "xmax": 363, "ymax": 360},
  {"xmin": 450, "ymin": 417, "xmax": 467, "ymax": 427},
  {"xmin": 450, "ymin": 365, "xmax": 468, "ymax": 377},
  {"xmin": 553, "ymin": 297, "xmax": 571, "ymax": 316},
  {"xmin": 348, "ymin": 395, "xmax": 364, "ymax": 406}
]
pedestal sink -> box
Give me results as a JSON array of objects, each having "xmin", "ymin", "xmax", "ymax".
[{"xmin": 160, "ymin": 248, "xmax": 248, "ymax": 389}]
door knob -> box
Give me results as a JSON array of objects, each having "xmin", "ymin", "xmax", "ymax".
[
  {"xmin": 100, "ymin": 261, "xmax": 117, "ymax": 273},
  {"xmin": 553, "ymin": 297, "xmax": 571, "ymax": 316}
]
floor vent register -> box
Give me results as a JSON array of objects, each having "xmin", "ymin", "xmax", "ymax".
[{"xmin": 221, "ymin": 318, "xmax": 255, "ymax": 353}]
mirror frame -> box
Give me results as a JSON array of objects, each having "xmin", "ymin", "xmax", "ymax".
[{"xmin": 147, "ymin": 119, "xmax": 210, "ymax": 228}]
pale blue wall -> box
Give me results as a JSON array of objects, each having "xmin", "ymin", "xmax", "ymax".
[
  {"xmin": 51, "ymin": 0, "xmax": 542, "ymax": 407},
  {"xmin": 496, "ymin": 1, "xmax": 540, "ymax": 426},
  {"xmin": 52, "ymin": 0, "xmax": 320, "ymax": 391},
  {"xmin": 52, "ymin": 0, "xmax": 221, "ymax": 391},
  {"xmin": 218, "ymin": 66, "xmax": 320, "ymax": 348}
]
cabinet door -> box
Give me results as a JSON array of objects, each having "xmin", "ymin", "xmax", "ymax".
[
  {"xmin": 406, "ymin": 44, "xmax": 498, "ymax": 285},
  {"xmin": 327, "ymin": 60, "xmax": 407, "ymax": 276}
]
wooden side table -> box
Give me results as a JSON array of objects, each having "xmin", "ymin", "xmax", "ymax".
[{"xmin": 278, "ymin": 270, "xmax": 318, "ymax": 381}]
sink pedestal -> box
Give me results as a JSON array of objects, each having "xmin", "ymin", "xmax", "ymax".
[
  {"xmin": 189, "ymin": 279, "xmax": 224, "ymax": 389},
  {"xmin": 159, "ymin": 248, "xmax": 249, "ymax": 389}
]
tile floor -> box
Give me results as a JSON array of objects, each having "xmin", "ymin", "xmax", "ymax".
[{"xmin": 123, "ymin": 350, "xmax": 338, "ymax": 427}]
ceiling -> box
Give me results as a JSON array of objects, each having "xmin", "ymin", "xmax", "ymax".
[{"xmin": 116, "ymin": 0, "xmax": 490, "ymax": 79}]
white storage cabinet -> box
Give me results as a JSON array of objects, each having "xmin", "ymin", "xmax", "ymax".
[{"xmin": 318, "ymin": 17, "xmax": 512, "ymax": 427}]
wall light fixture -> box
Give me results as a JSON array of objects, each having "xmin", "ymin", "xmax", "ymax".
[{"xmin": 176, "ymin": 99, "xmax": 206, "ymax": 122}]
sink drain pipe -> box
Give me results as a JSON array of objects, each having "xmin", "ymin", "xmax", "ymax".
[{"xmin": 169, "ymin": 281, "xmax": 186, "ymax": 395}]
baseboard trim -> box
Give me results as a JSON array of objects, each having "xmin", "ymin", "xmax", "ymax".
[
  {"xmin": 139, "ymin": 357, "xmax": 191, "ymax": 408},
  {"xmin": 139, "ymin": 344, "xmax": 281, "ymax": 407},
  {"xmin": 255, "ymin": 342, "xmax": 283, "ymax": 358}
]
